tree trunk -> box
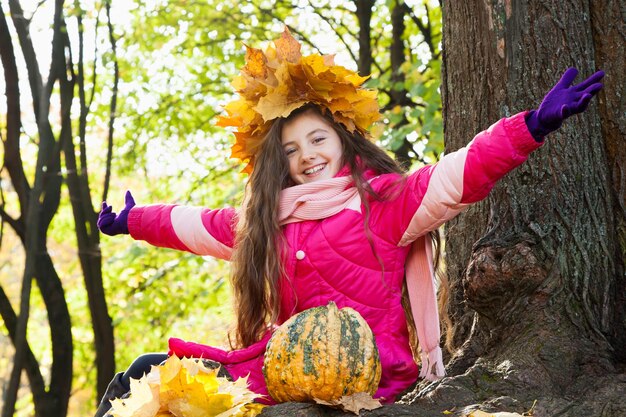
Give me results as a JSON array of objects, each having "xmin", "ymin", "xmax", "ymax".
[
  {"xmin": 61, "ymin": 6, "xmax": 116, "ymax": 401},
  {"xmin": 34, "ymin": 252, "xmax": 73, "ymax": 417},
  {"xmin": 355, "ymin": 0, "xmax": 374, "ymax": 76},
  {"xmin": 400, "ymin": 1, "xmax": 626, "ymax": 416},
  {"xmin": 63, "ymin": 83, "xmax": 116, "ymax": 402},
  {"xmin": 387, "ymin": 1, "xmax": 413, "ymax": 168},
  {"xmin": 0, "ymin": 0, "xmax": 74, "ymax": 415}
]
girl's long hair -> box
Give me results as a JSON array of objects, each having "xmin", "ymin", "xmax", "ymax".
[{"xmin": 229, "ymin": 105, "xmax": 450, "ymax": 356}]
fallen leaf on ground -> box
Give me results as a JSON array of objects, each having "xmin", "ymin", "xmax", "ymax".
[
  {"xmin": 466, "ymin": 411, "xmax": 525, "ymax": 417},
  {"xmin": 314, "ymin": 392, "xmax": 382, "ymax": 415}
]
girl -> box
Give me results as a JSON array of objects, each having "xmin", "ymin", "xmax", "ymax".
[{"xmin": 96, "ymin": 29, "xmax": 604, "ymax": 414}]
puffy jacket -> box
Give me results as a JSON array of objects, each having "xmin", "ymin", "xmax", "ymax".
[{"xmin": 127, "ymin": 112, "xmax": 541, "ymax": 403}]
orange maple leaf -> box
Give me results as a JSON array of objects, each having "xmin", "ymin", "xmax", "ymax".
[
  {"xmin": 274, "ymin": 27, "xmax": 301, "ymax": 63},
  {"xmin": 242, "ymin": 46, "xmax": 268, "ymax": 79}
]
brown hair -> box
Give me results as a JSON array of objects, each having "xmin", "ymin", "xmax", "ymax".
[{"xmin": 229, "ymin": 105, "xmax": 450, "ymax": 356}]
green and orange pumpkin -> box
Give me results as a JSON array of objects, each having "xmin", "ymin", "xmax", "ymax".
[{"xmin": 262, "ymin": 301, "xmax": 382, "ymax": 402}]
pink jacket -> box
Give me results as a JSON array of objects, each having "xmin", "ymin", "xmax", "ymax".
[{"xmin": 127, "ymin": 112, "xmax": 541, "ymax": 403}]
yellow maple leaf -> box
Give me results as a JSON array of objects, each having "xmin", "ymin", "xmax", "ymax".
[
  {"xmin": 264, "ymin": 45, "xmax": 278, "ymax": 64},
  {"xmin": 162, "ymin": 356, "xmax": 265, "ymax": 417},
  {"xmin": 302, "ymin": 68, "xmax": 334, "ymax": 98},
  {"xmin": 239, "ymin": 403, "xmax": 266, "ymax": 417},
  {"xmin": 168, "ymin": 392, "xmax": 233, "ymax": 417},
  {"xmin": 158, "ymin": 355, "xmax": 182, "ymax": 384},
  {"xmin": 327, "ymin": 98, "xmax": 353, "ymax": 112},
  {"xmin": 229, "ymin": 75, "xmax": 263, "ymax": 102},
  {"xmin": 324, "ymin": 65, "xmax": 353, "ymax": 83},
  {"xmin": 109, "ymin": 376, "xmax": 160, "ymax": 417},
  {"xmin": 108, "ymin": 356, "xmax": 265, "ymax": 417},
  {"xmin": 230, "ymin": 75, "xmax": 247, "ymax": 93},
  {"xmin": 219, "ymin": 101, "xmax": 258, "ymax": 127},
  {"xmin": 160, "ymin": 358, "xmax": 218, "ymax": 407},
  {"xmin": 323, "ymin": 54, "xmax": 335, "ymax": 67},
  {"xmin": 301, "ymin": 54, "xmax": 330, "ymax": 77},
  {"xmin": 255, "ymin": 63, "xmax": 306, "ymax": 121},
  {"xmin": 217, "ymin": 375, "xmax": 260, "ymax": 411}
]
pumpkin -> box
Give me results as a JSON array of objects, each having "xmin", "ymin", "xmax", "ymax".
[{"xmin": 262, "ymin": 301, "xmax": 382, "ymax": 403}]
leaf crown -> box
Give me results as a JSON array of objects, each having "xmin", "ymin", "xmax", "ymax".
[{"xmin": 216, "ymin": 28, "xmax": 381, "ymax": 173}]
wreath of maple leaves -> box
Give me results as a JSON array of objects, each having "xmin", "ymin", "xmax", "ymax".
[{"xmin": 216, "ymin": 28, "xmax": 381, "ymax": 174}]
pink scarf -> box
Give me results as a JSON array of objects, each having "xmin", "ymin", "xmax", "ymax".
[{"xmin": 278, "ymin": 176, "xmax": 445, "ymax": 381}]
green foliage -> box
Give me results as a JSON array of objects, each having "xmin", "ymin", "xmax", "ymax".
[
  {"xmin": 102, "ymin": 242, "xmax": 234, "ymax": 365},
  {"xmin": 370, "ymin": 1, "xmax": 444, "ymax": 167}
]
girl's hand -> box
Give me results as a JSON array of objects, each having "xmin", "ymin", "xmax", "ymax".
[
  {"xmin": 97, "ymin": 190, "xmax": 136, "ymax": 236},
  {"xmin": 525, "ymin": 67, "xmax": 605, "ymax": 141}
]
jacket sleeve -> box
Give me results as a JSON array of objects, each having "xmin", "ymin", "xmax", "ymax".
[
  {"xmin": 376, "ymin": 111, "xmax": 543, "ymax": 246},
  {"xmin": 127, "ymin": 204, "xmax": 236, "ymax": 260}
]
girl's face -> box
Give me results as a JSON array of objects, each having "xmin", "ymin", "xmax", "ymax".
[{"xmin": 281, "ymin": 109, "xmax": 344, "ymax": 185}]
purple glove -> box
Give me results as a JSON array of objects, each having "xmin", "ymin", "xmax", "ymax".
[
  {"xmin": 97, "ymin": 190, "xmax": 136, "ymax": 236},
  {"xmin": 525, "ymin": 67, "xmax": 605, "ymax": 141}
]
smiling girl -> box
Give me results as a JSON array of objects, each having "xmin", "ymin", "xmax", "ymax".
[{"xmin": 95, "ymin": 28, "xmax": 604, "ymax": 415}]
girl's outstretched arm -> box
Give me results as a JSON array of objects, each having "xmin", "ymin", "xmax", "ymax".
[
  {"xmin": 378, "ymin": 68, "xmax": 604, "ymax": 246},
  {"xmin": 98, "ymin": 191, "xmax": 236, "ymax": 260},
  {"xmin": 128, "ymin": 203, "xmax": 236, "ymax": 260}
]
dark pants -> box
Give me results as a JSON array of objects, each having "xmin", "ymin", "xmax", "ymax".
[{"xmin": 94, "ymin": 353, "xmax": 231, "ymax": 417}]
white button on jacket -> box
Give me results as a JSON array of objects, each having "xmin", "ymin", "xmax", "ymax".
[{"xmin": 296, "ymin": 250, "xmax": 305, "ymax": 260}]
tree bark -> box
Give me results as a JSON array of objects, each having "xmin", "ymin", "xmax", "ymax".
[
  {"xmin": 400, "ymin": 1, "xmax": 626, "ymax": 416},
  {"xmin": 589, "ymin": 0, "xmax": 626, "ymax": 361}
]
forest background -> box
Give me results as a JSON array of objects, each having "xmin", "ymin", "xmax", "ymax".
[{"xmin": 0, "ymin": 0, "xmax": 624, "ymax": 417}]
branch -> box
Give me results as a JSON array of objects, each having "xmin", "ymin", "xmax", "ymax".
[
  {"xmin": 87, "ymin": 2, "xmax": 102, "ymax": 111},
  {"xmin": 0, "ymin": 205, "xmax": 24, "ymax": 243},
  {"xmin": 0, "ymin": 3, "xmax": 30, "ymax": 217},
  {"xmin": 303, "ymin": 3, "xmax": 360, "ymax": 64},
  {"xmin": 250, "ymin": 3, "xmax": 325, "ymax": 54},
  {"xmin": 76, "ymin": 11, "xmax": 89, "ymax": 177},
  {"xmin": 405, "ymin": 1, "xmax": 438, "ymax": 58},
  {"xmin": 8, "ymin": 0, "xmax": 43, "ymax": 120}
]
